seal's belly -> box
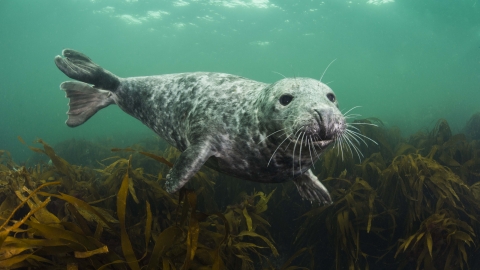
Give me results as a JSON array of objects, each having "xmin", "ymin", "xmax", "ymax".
[{"xmin": 204, "ymin": 150, "xmax": 308, "ymax": 184}]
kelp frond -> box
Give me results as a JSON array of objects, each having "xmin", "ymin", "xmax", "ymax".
[
  {"xmin": 296, "ymin": 176, "xmax": 392, "ymax": 270},
  {"xmin": 2, "ymin": 114, "xmax": 480, "ymax": 269},
  {"xmin": 395, "ymin": 210, "xmax": 475, "ymax": 270},
  {"xmin": 0, "ymin": 139, "xmax": 282, "ymax": 269}
]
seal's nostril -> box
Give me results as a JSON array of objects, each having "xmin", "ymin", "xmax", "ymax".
[
  {"xmin": 314, "ymin": 109, "xmax": 322, "ymax": 122},
  {"xmin": 314, "ymin": 109, "xmax": 330, "ymax": 140}
]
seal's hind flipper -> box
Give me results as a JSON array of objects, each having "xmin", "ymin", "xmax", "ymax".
[
  {"xmin": 54, "ymin": 49, "xmax": 120, "ymax": 91},
  {"xmin": 294, "ymin": 170, "xmax": 332, "ymax": 204},
  {"xmin": 165, "ymin": 142, "xmax": 213, "ymax": 193},
  {"xmin": 61, "ymin": 81, "xmax": 115, "ymax": 127}
]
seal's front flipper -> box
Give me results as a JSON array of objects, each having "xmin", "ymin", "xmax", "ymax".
[
  {"xmin": 294, "ymin": 170, "xmax": 332, "ymax": 204},
  {"xmin": 54, "ymin": 49, "xmax": 120, "ymax": 91},
  {"xmin": 165, "ymin": 142, "xmax": 213, "ymax": 193},
  {"xmin": 61, "ymin": 82, "xmax": 115, "ymax": 127}
]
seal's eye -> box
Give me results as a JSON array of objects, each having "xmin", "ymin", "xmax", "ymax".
[
  {"xmin": 327, "ymin": 93, "xmax": 336, "ymax": 102},
  {"xmin": 279, "ymin": 94, "xmax": 294, "ymax": 106}
]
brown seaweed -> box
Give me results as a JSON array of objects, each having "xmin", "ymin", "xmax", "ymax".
[
  {"xmin": 0, "ymin": 139, "xmax": 287, "ymax": 269},
  {"xmin": 1, "ymin": 114, "xmax": 480, "ymax": 269},
  {"xmin": 296, "ymin": 117, "xmax": 480, "ymax": 269}
]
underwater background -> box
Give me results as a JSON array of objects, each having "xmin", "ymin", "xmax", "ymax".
[
  {"xmin": 1, "ymin": 0, "xmax": 480, "ymax": 161},
  {"xmin": 1, "ymin": 0, "xmax": 480, "ymax": 269}
]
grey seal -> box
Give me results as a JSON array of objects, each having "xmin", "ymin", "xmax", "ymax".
[{"xmin": 54, "ymin": 49, "xmax": 347, "ymax": 204}]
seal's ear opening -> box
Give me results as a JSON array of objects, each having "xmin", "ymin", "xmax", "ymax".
[{"xmin": 60, "ymin": 81, "xmax": 115, "ymax": 127}]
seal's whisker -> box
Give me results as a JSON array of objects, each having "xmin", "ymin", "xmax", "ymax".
[
  {"xmin": 299, "ymin": 132, "xmax": 306, "ymax": 173},
  {"xmin": 342, "ymin": 106, "xmax": 362, "ymax": 116},
  {"xmin": 307, "ymin": 137, "xmax": 315, "ymax": 169},
  {"xmin": 344, "ymin": 114, "xmax": 362, "ymax": 119},
  {"xmin": 307, "ymin": 138, "xmax": 316, "ymax": 169},
  {"xmin": 343, "ymin": 133, "xmax": 364, "ymax": 161},
  {"xmin": 284, "ymin": 140, "xmax": 293, "ymax": 151},
  {"xmin": 340, "ymin": 134, "xmax": 354, "ymax": 157},
  {"xmin": 272, "ymin": 71, "xmax": 287, "ymax": 79},
  {"xmin": 333, "ymin": 135, "xmax": 341, "ymax": 155},
  {"xmin": 338, "ymin": 135, "xmax": 345, "ymax": 161},
  {"xmin": 309, "ymin": 136, "xmax": 321, "ymax": 161},
  {"xmin": 292, "ymin": 129, "xmax": 304, "ymax": 177},
  {"xmin": 349, "ymin": 134, "xmax": 365, "ymax": 157},
  {"xmin": 310, "ymin": 135, "xmax": 322, "ymax": 154},
  {"xmin": 342, "ymin": 134, "xmax": 353, "ymax": 159},
  {"xmin": 345, "ymin": 129, "xmax": 378, "ymax": 145},
  {"xmin": 346, "ymin": 124, "xmax": 361, "ymax": 132},
  {"xmin": 342, "ymin": 136, "xmax": 350, "ymax": 160},
  {"xmin": 344, "ymin": 128, "xmax": 362, "ymax": 145},
  {"xmin": 342, "ymin": 135, "xmax": 348, "ymax": 161},
  {"xmin": 347, "ymin": 122, "xmax": 379, "ymax": 127},
  {"xmin": 345, "ymin": 129, "xmax": 368, "ymax": 146},
  {"xmin": 331, "ymin": 134, "xmax": 338, "ymax": 148},
  {"xmin": 283, "ymin": 128, "xmax": 302, "ymax": 151},
  {"xmin": 258, "ymin": 128, "xmax": 288, "ymax": 144},
  {"xmin": 320, "ymin": 59, "xmax": 337, "ymax": 83},
  {"xmin": 331, "ymin": 133, "xmax": 340, "ymax": 152},
  {"xmin": 312, "ymin": 135, "xmax": 323, "ymax": 149},
  {"xmin": 349, "ymin": 137, "xmax": 365, "ymax": 160},
  {"xmin": 267, "ymin": 134, "xmax": 291, "ymax": 167}
]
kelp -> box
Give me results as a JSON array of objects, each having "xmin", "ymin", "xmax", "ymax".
[
  {"xmin": 379, "ymin": 153, "xmax": 476, "ymax": 233},
  {"xmin": 464, "ymin": 112, "xmax": 480, "ymax": 140},
  {"xmin": 296, "ymin": 174, "xmax": 394, "ymax": 270},
  {"xmin": 395, "ymin": 210, "xmax": 475, "ymax": 270},
  {"xmin": 408, "ymin": 120, "xmax": 480, "ymax": 186},
  {"xmin": 2, "ymin": 114, "xmax": 480, "ymax": 269},
  {"xmin": 296, "ymin": 116, "xmax": 480, "ymax": 269},
  {"xmin": 0, "ymin": 139, "xmax": 289, "ymax": 269}
]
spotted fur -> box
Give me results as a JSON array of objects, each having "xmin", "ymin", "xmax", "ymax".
[{"xmin": 55, "ymin": 49, "xmax": 346, "ymax": 204}]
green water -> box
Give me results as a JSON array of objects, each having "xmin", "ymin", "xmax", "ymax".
[{"xmin": 0, "ymin": 0, "xmax": 479, "ymax": 162}]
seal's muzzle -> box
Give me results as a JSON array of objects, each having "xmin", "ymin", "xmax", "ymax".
[{"xmin": 315, "ymin": 108, "xmax": 346, "ymax": 141}]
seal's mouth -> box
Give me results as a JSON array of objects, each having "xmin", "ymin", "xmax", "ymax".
[
  {"xmin": 309, "ymin": 109, "xmax": 345, "ymax": 146},
  {"xmin": 311, "ymin": 139, "xmax": 334, "ymax": 148}
]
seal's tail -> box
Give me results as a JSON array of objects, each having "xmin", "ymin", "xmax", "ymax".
[
  {"xmin": 54, "ymin": 49, "xmax": 119, "ymax": 127},
  {"xmin": 54, "ymin": 49, "xmax": 120, "ymax": 90},
  {"xmin": 59, "ymin": 82, "xmax": 115, "ymax": 127}
]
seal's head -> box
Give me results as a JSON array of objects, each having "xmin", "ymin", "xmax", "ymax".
[{"xmin": 259, "ymin": 78, "xmax": 346, "ymax": 151}]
